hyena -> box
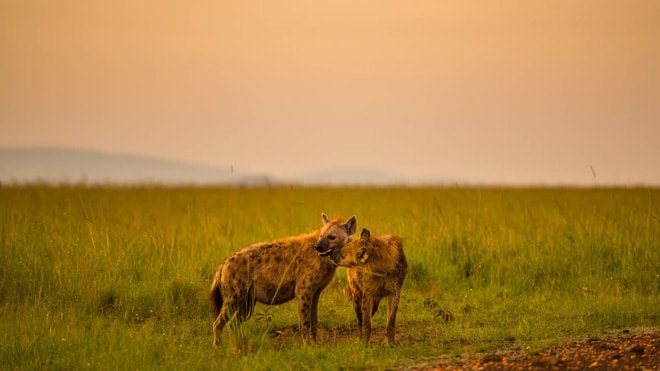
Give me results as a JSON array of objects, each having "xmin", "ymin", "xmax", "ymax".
[
  {"xmin": 209, "ymin": 213, "xmax": 357, "ymax": 346},
  {"xmin": 328, "ymin": 228, "xmax": 407, "ymax": 345}
]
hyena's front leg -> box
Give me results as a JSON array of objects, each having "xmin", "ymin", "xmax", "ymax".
[
  {"xmin": 361, "ymin": 296, "xmax": 373, "ymax": 345},
  {"xmin": 296, "ymin": 290, "xmax": 314, "ymax": 343},
  {"xmin": 352, "ymin": 291, "xmax": 363, "ymax": 339},
  {"xmin": 310, "ymin": 290, "xmax": 322, "ymax": 342},
  {"xmin": 386, "ymin": 292, "xmax": 401, "ymax": 345}
]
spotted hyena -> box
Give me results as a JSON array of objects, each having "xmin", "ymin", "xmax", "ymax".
[
  {"xmin": 209, "ymin": 213, "xmax": 357, "ymax": 346},
  {"xmin": 327, "ymin": 228, "xmax": 407, "ymax": 345}
]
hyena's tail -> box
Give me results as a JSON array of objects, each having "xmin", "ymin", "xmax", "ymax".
[{"xmin": 209, "ymin": 264, "xmax": 224, "ymax": 317}]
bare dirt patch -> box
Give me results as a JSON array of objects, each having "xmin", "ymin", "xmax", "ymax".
[{"xmin": 420, "ymin": 329, "xmax": 659, "ymax": 370}]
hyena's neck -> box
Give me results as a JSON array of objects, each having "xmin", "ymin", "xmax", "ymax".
[
  {"xmin": 274, "ymin": 230, "xmax": 320, "ymax": 248},
  {"xmin": 298, "ymin": 230, "xmax": 321, "ymax": 246}
]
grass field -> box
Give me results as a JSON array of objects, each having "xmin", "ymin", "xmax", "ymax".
[{"xmin": 1, "ymin": 186, "xmax": 658, "ymax": 369}]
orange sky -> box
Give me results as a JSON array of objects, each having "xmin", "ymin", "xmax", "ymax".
[{"xmin": 1, "ymin": 1, "xmax": 659, "ymax": 184}]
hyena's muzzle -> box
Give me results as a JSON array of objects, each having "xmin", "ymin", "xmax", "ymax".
[
  {"xmin": 314, "ymin": 239, "xmax": 334, "ymax": 257},
  {"xmin": 314, "ymin": 233, "xmax": 355, "ymax": 259}
]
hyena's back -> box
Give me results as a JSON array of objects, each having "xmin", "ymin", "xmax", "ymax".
[
  {"xmin": 221, "ymin": 243, "xmax": 300, "ymax": 305},
  {"xmin": 219, "ymin": 234, "xmax": 335, "ymax": 305}
]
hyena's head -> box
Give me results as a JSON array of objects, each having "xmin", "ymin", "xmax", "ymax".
[
  {"xmin": 314, "ymin": 213, "xmax": 357, "ymax": 258},
  {"xmin": 330, "ymin": 228, "xmax": 374, "ymax": 267}
]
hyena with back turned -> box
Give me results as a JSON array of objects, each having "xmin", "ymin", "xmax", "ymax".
[
  {"xmin": 327, "ymin": 228, "xmax": 407, "ymax": 345},
  {"xmin": 209, "ymin": 213, "xmax": 357, "ymax": 346}
]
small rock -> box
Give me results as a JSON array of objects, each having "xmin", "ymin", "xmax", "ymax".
[
  {"xmin": 533, "ymin": 355, "xmax": 559, "ymax": 366},
  {"xmin": 627, "ymin": 344, "xmax": 645, "ymax": 354},
  {"xmin": 482, "ymin": 354, "xmax": 503, "ymax": 363}
]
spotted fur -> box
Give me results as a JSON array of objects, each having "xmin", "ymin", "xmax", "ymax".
[{"xmin": 210, "ymin": 213, "xmax": 357, "ymax": 346}]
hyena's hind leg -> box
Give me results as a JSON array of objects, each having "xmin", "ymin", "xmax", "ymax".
[
  {"xmin": 212, "ymin": 304, "xmax": 230, "ymax": 347},
  {"xmin": 212, "ymin": 288, "xmax": 254, "ymax": 346},
  {"xmin": 210, "ymin": 265, "xmax": 226, "ymax": 347}
]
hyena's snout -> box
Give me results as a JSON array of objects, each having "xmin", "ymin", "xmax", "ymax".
[{"xmin": 314, "ymin": 240, "xmax": 333, "ymax": 256}]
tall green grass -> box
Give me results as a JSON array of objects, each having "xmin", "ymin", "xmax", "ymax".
[{"xmin": 1, "ymin": 186, "xmax": 658, "ymax": 369}]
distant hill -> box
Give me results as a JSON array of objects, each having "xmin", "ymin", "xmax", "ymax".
[
  {"xmin": 0, "ymin": 147, "xmax": 457, "ymax": 186},
  {"xmin": 0, "ymin": 147, "xmax": 270, "ymax": 186},
  {"xmin": 293, "ymin": 169, "xmax": 406, "ymax": 186}
]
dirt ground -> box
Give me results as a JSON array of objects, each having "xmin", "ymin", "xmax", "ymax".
[
  {"xmin": 419, "ymin": 329, "xmax": 659, "ymax": 370},
  {"xmin": 271, "ymin": 324, "xmax": 658, "ymax": 369}
]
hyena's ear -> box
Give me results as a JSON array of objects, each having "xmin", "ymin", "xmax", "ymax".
[
  {"xmin": 345, "ymin": 216, "xmax": 357, "ymax": 235},
  {"xmin": 322, "ymin": 212, "xmax": 330, "ymax": 224},
  {"xmin": 360, "ymin": 228, "xmax": 370, "ymax": 239}
]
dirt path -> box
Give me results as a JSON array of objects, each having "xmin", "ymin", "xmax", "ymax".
[{"xmin": 421, "ymin": 329, "xmax": 659, "ymax": 370}]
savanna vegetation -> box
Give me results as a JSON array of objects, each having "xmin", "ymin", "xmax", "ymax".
[{"xmin": 1, "ymin": 186, "xmax": 658, "ymax": 369}]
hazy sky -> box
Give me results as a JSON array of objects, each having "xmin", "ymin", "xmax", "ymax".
[{"xmin": 2, "ymin": 1, "xmax": 659, "ymax": 185}]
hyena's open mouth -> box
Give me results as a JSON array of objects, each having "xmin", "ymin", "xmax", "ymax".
[{"xmin": 317, "ymin": 248, "xmax": 334, "ymax": 258}]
